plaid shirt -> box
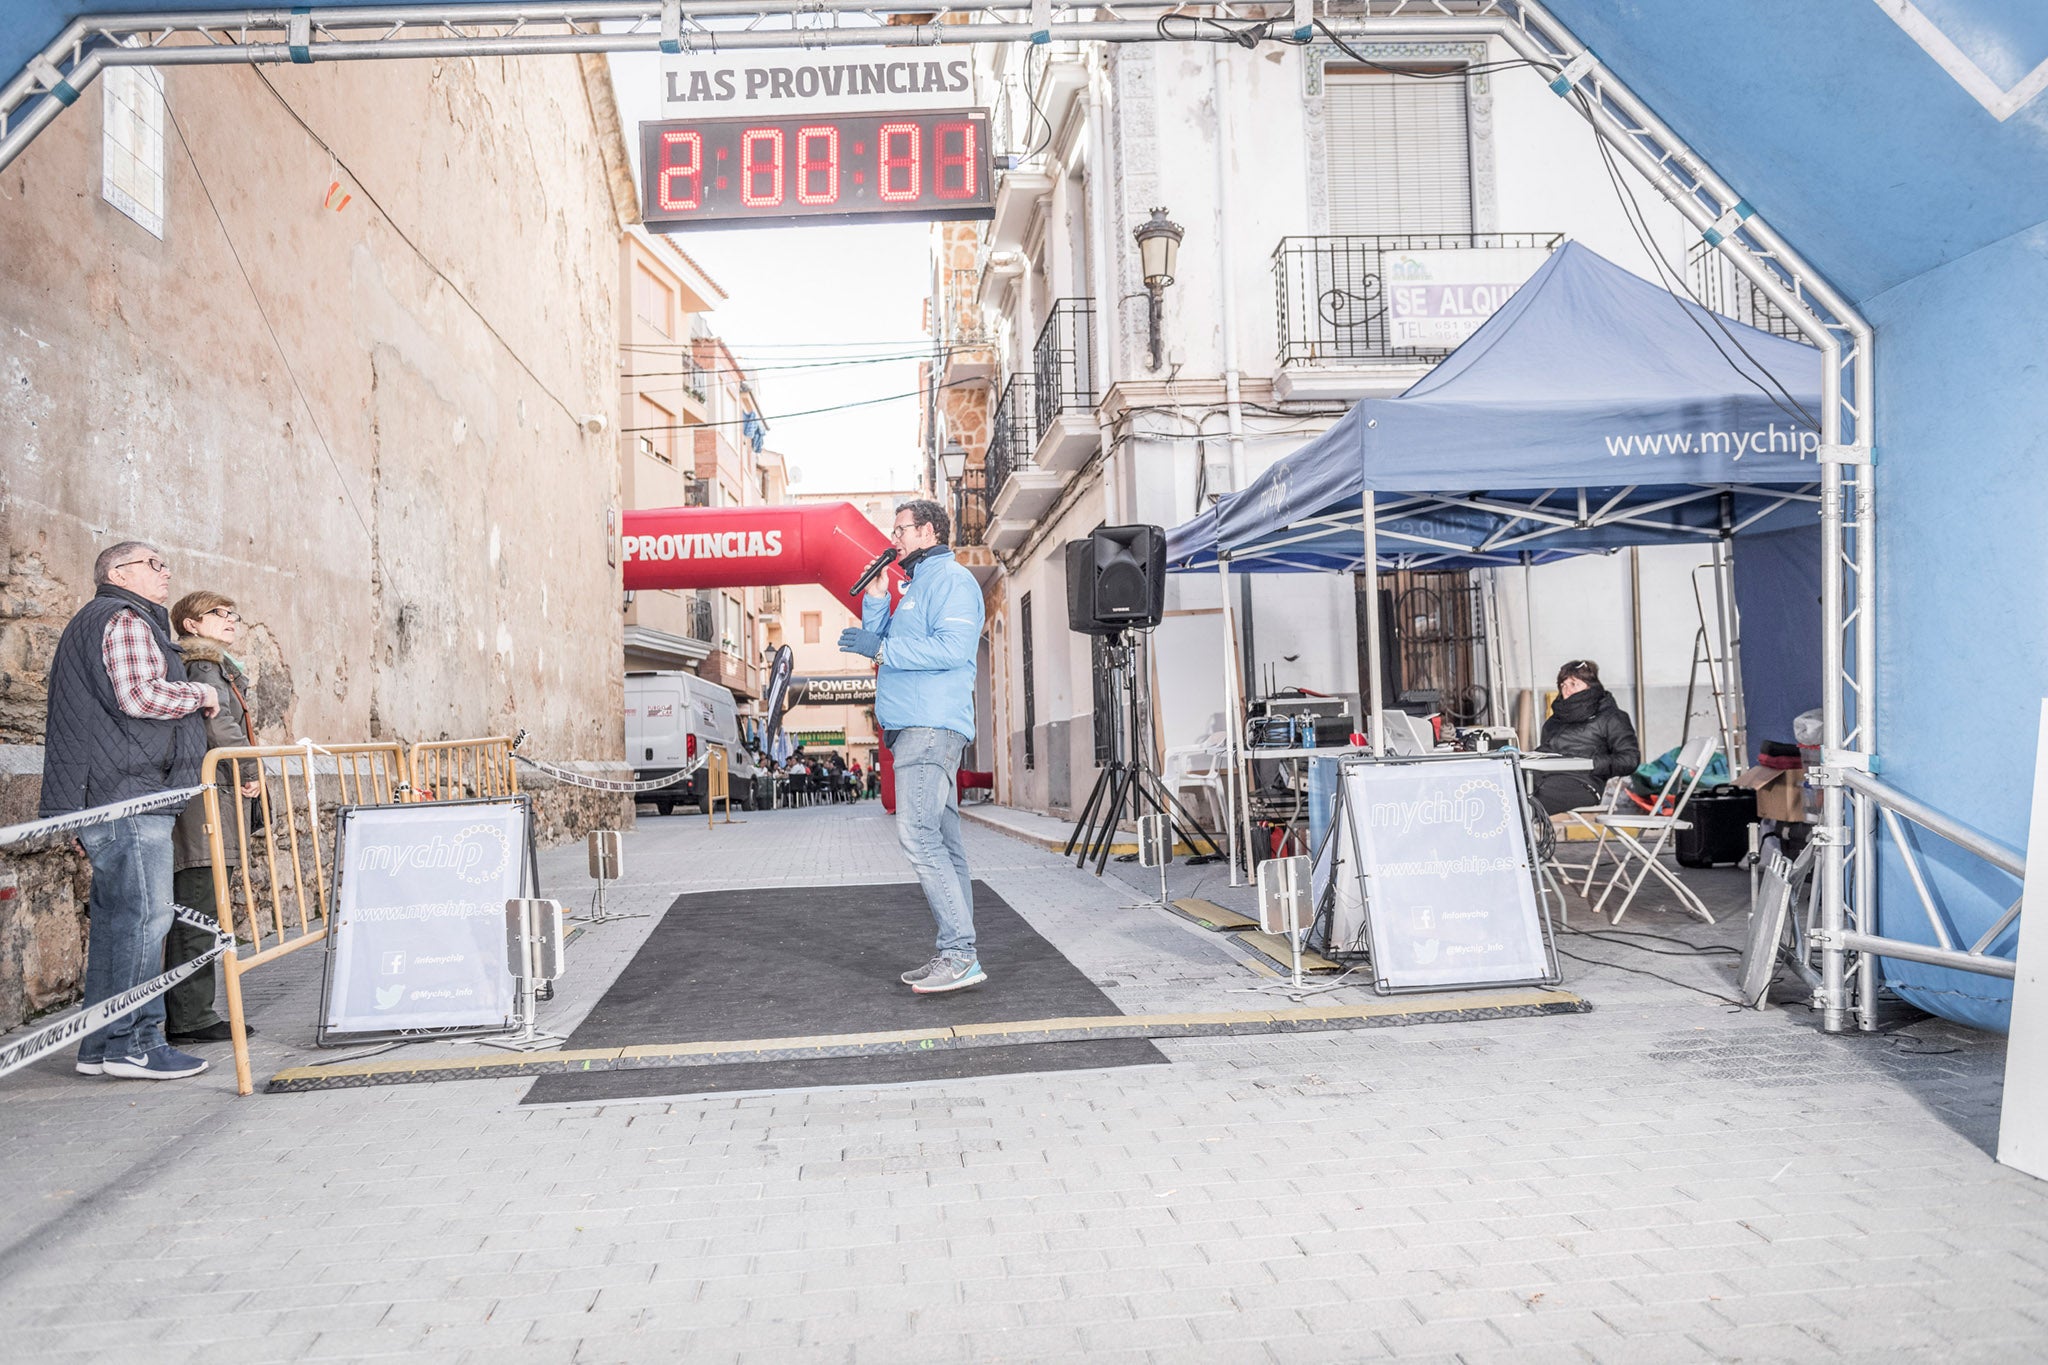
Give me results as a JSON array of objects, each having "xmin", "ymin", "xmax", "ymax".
[{"xmin": 100, "ymin": 609, "xmax": 213, "ymax": 719}]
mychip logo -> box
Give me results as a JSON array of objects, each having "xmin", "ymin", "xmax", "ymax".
[
  {"xmin": 1368, "ymin": 779, "xmax": 1510, "ymax": 840},
  {"xmin": 353, "ymin": 823, "xmax": 510, "ymax": 885}
]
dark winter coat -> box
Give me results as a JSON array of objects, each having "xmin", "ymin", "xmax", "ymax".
[
  {"xmin": 171, "ymin": 639, "xmax": 257, "ymax": 872},
  {"xmin": 38, "ymin": 584, "xmax": 208, "ymax": 817},
  {"xmin": 1534, "ymin": 684, "xmax": 1641, "ymax": 814}
]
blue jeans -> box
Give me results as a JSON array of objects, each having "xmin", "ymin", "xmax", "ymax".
[
  {"xmin": 891, "ymin": 727, "xmax": 975, "ymax": 957},
  {"xmin": 75, "ymin": 811, "xmax": 178, "ymax": 1062}
]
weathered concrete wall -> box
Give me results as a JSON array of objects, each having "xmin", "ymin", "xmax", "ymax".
[{"xmin": 0, "ymin": 55, "xmax": 633, "ymax": 1030}]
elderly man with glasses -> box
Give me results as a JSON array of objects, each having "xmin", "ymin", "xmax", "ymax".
[{"xmin": 40, "ymin": 540, "xmax": 221, "ymax": 1081}]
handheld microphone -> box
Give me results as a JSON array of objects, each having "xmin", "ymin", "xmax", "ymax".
[{"xmin": 849, "ymin": 546, "xmax": 898, "ymax": 597}]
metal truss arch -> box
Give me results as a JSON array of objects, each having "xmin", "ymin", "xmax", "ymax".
[{"xmin": 1, "ymin": 0, "xmax": 1886, "ymax": 1030}]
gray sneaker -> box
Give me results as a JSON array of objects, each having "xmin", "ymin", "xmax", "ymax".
[
  {"xmin": 911, "ymin": 956, "xmax": 987, "ymax": 995},
  {"xmin": 900, "ymin": 957, "xmax": 947, "ymax": 986}
]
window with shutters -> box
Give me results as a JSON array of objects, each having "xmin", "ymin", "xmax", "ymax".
[
  {"xmin": 801, "ymin": 612, "xmax": 821, "ymax": 645},
  {"xmin": 635, "ymin": 263, "xmax": 675, "ymax": 337},
  {"xmin": 1020, "ymin": 593, "xmax": 1036, "ymax": 771},
  {"xmin": 1323, "ymin": 70, "xmax": 1473, "ymax": 234},
  {"xmin": 102, "ymin": 66, "xmax": 166, "ymax": 238}
]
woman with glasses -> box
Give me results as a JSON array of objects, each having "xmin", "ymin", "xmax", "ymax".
[
  {"xmin": 165, "ymin": 591, "xmax": 263, "ymax": 1047},
  {"xmin": 1533, "ymin": 659, "xmax": 1641, "ymax": 816}
]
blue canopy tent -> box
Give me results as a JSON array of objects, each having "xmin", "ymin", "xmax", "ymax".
[
  {"xmin": 1169, "ymin": 241, "xmax": 1824, "ymax": 575},
  {"xmin": 1168, "ymin": 240, "xmax": 1826, "ymax": 878}
]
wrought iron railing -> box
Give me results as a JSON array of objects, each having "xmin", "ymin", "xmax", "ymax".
[
  {"xmin": 758, "ymin": 585, "xmax": 783, "ymax": 616},
  {"xmin": 1272, "ymin": 233, "xmax": 1563, "ymax": 367},
  {"xmin": 684, "ymin": 593, "xmax": 715, "ymax": 643},
  {"xmin": 1032, "ymin": 298, "xmax": 1096, "ymax": 433},
  {"xmin": 944, "ymin": 266, "xmax": 991, "ymax": 348},
  {"xmin": 953, "ymin": 463, "xmax": 991, "ymax": 547},
  {"xmin": 1687, "ymin": 241, "xmax": 1817, "ymax": 347},
  {"xmin": 986, "ymin": 373, "xmax": 1039, "ymax": 506}
]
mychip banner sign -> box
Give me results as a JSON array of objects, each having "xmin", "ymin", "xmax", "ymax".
[
  {"xmin": 1338, "ymin": 754, "xmax": 1554, "ymax": 991},
  {"xmin": 319, "ymin": 800, "xmax": 530, "ymax": 1039},
  {"xmin": 1384, "ymin": 247, "xmax": 1552, "ymax": 348}
]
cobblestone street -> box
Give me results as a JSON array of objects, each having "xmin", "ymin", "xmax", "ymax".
[{"xmin": 1, "ymin": 801, "xmax": 2042, "ymax": 1364}]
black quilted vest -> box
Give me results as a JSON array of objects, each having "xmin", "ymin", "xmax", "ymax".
[{"xmin": 38, "ymin": 584, "xmax": 207, "ymax": 816}]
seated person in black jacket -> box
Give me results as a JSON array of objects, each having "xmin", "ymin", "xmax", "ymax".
[{"xmin": 1533, "ymin": 659, "xmax": 1641, "ymax": 815}]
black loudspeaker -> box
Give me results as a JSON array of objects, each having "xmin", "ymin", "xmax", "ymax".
[{"xmin": 1065, "ymin": 524, "xmax": 1166, "ymax": 635}]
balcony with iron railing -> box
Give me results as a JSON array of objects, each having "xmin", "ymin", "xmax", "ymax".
[
  {"xmin": 952, "ymin": 463, "xmax": 991, "ymax": 549},
  {"xmin": 985, "ymin": 373, "xmax": 1039, "ymax": 507},
  {"xmin": 1030, "ymin": 298, "xmax": 1099, "ymax": 474},
  {"xmin": 941, "ymin": 265, "xmax": 997, "ymax": 387},
  {"xmin": 757, "ymin": 585, "xmax": 783, "ymax": 618},
  {"xmin": 684, "ymin": 592, "xmax": 715, "ymax": 643},
  {"xmin": 1686, "ymin": 241, "xmax": 1817, "ymax": 346},
  {"xmin": 984, "ymin": 372, "xmax": 1062, "ymax": 552},
  {"xmin": 1271, "ymin": 233, "xmax": 1563, "ymax": 399}
]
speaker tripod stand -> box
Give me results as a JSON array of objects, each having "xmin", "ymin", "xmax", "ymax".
[{"xmin": 1063, "ymin": 630, "xmax": 1225, "ymax": 876}]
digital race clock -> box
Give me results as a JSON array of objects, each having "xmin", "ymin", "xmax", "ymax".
[{"xmin": 638, "ymin": 110, "xmax": 994, "ymax": 229}]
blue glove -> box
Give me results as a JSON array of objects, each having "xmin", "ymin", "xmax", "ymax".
[{"xmin": 837, "ymin": 627, "xmax": 882, "ymax": 659}]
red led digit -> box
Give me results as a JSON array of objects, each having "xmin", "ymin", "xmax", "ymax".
[
  {"xmin": 658, "ymin": 131, "xmax": 702, "ymax": 211},
  {"xmin": 796, "ymin": 125, "xmax": 839, "ymax": 206},
  {"xmin": 741, "ymin": 128, "xmax": 785, "ymax": 207},
  {"xmin": 933, "ymin": 120, "xmax": 977, "ymax": 200},
  {"xmin": 877, "ymin": 122, "xmax": 921, "ymax": 203}
]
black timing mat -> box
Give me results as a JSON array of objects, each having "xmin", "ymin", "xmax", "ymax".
[{"xmin": 522, "ymin": 881, "xmax": 1165, "ymax": 1103}]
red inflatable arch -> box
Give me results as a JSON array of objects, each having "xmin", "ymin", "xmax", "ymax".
[{"xmin": 621, "ymin": 502, "xmax": 902, "ymax": 611}]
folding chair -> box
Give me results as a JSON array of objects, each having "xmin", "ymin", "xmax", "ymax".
[
  {"xmin": 1584, "ymin": 734, "xmax": 1719, "ymax": 925},
  {"xmin": 1541, "ymin": 776, "xmax": 1631, "ymax": 924}
]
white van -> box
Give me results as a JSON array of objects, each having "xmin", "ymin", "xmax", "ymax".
[{"xmin": 624, "ymin": 671, "xmax": 763, "ymax": 814}]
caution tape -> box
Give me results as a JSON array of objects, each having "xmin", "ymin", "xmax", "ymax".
[
  {"xmin": 0, "ymin": 904, "xmax": 233, "ymax": 1080},
  {"xmin": 0, "ymin": 784, "xmax": 207, "ymax": 851},
  {"xmin": 508, "ymin": 729, "xmax": 708, "ymax": 794}
]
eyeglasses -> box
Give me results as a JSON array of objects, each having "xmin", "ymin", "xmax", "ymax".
[
  {"xmin": 890, "ymin": 522, "xmax": 917, "ymax": 538},
  {"xmin": 206, "ymin": 608, "xmax": 241, "ymax": 624},
  {"xmin": 115, "ymin": 557, "xmax": 169, "ymax": 575}
]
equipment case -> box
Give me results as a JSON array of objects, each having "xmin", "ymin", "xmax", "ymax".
[{"xmin": 1675, "ymin": 785, "xmax": 1757, "ymax": 867}]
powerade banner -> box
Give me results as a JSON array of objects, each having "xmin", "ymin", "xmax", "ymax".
[
  {"xmin": 1339, "ymin": 754, "xmax": 1551, "ymax": 991},
  {"xmin": 321, "ymin": 802, "xmax": 528, "ymax": 1036}
]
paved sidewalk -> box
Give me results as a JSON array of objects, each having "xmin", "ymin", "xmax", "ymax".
[{"xmin": 1, "ymin": 802, "xmax": 2043, "ymax": 1364}]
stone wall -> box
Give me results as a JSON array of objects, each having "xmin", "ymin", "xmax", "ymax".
[{"xmin": 0, "ymin": 53, "xmax": 635, "ymax": 1031}]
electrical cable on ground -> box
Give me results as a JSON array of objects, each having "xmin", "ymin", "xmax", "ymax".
[
  {"xmin": 159, "ymin": 87, "xmax": 373, "ymax": 545},
  {"xmin": 1562, "ymin": 925, "xmax": 1741, "ymax": 957},
  {"xmin": 1555, "ymin": 945, "xmax": 1740, "ymax": 1004}
]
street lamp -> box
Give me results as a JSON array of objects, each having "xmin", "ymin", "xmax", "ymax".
[
  {"xmin": 1133, "ymin": 206, "xmax": 1184, "ymax": 371},
  {"xmin": 939, "ymin": 441, "xmax": 968, "ymax": 485}
]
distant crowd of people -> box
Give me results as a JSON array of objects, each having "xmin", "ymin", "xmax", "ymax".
[{"xmin": 765, "ymin": 748, "xmax": 879, "ymax": 805}]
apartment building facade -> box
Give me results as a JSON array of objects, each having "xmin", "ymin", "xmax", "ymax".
[
  {"xmin": 930, "ymin": 37, "xmax": 1762, "ymax": 817},
  {"xmin": 617, "ymin": 232, "xmax": 783, "ymax": 716}
]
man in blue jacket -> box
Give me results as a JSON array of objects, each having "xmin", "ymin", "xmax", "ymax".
[{"xmin": 839, "ymin": 499, "xmax": 987, "ymax": 993}]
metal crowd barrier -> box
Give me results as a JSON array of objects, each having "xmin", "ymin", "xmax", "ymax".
[
  {"xmin": 704, "ymin": 746, "xmax": 736, "ymax": 827},
  {"xmin": 409, "ymin": 736, "xmax": 519, "ymax": 801},
  {"xmin": 1827, "ymin": 770, "xmax": 2025, "ymax": 1013},
  {"xmin": 201, "ymin": 741, "xmax": 412, "ymax": 1095}
]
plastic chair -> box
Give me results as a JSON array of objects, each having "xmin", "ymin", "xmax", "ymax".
[
  {"xmin": 1163, "ymin": 734, "xmax": 1229, "ymax": 832},
  {"xmin": 1584, "ymin": 734, "xmax": 1720, "ymax": 925}
]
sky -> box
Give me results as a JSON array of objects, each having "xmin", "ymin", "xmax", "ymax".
[{"xmin": 608, "ymin": 51, "xmax": 934, "ymax": 495}]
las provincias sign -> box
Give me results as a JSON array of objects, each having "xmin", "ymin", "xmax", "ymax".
[{"xmin": 660, "ymin": 52, "xmax": 975, "ymax": 117}]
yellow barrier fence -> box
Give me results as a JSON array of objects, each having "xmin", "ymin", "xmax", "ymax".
[
  {"xmin": 409, "ymin": 736, "xmax": 519, "ymax": 802},
  {"xmin": 705, "ymin": 746, "xmax": 737, "ymax": 826},
  {"xmin": 202, "ymin": 741, "xmax": 412, "ymax": 1094}
]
